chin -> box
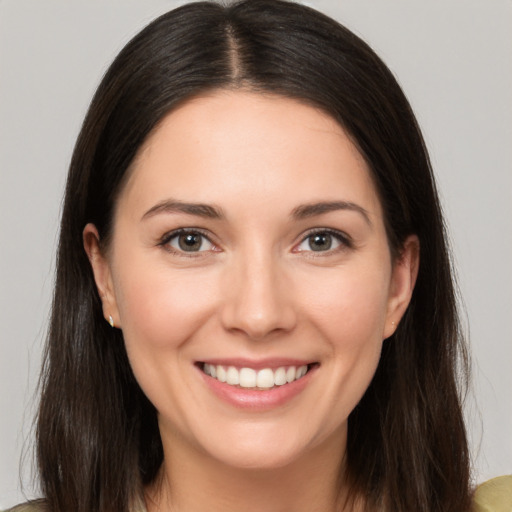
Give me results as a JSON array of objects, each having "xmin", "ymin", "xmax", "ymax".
[
  {"xmin": 211, "ymin": 444, "xmax": 305, "ymax": 471},
  {"xmin": 195, "ymin": 422, "xmax": 340, "ymax": 471}
]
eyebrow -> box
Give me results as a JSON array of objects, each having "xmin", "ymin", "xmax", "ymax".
[
  {"xmin": 141, "ymin": 199, "xmax": 224, "ymax": 221},
  {"xmin": 141, "ymin": 198, "xmax": 371, "ymax": 225},
  {"xmin": 291, "ymin": 201, "xmax": 372, "ymax": 225}
]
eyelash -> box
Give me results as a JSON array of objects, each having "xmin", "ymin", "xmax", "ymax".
[{"xmin": 158, "ymin": 228, "xmax": 353, "ymax": 257}]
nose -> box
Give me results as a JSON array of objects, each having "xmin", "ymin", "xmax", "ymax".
[{"xmin": 220, "ymin": 250, "xmax": 297, "ymax": 340}]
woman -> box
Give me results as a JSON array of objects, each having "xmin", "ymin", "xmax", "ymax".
[{"xmin": 5, "ymin": 1, "xmax": 510, "ymax": 511}]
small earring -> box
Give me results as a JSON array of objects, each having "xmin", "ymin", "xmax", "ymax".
[{"xmin": 108, "ymin": 315, "xmax": 114, "ymax": 328}]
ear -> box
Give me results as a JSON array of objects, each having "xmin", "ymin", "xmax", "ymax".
[
  {"xmin": 83, "ymin": 223, "xmax": 121, "ymax": 328},
  {"xmin": 383, "ymin": 235, "xmax": 420, "ymax": 339}
]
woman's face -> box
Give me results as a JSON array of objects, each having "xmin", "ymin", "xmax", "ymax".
[{"xmin": 85, "ymin": 91, "xmax": 417, "ymax": 470}]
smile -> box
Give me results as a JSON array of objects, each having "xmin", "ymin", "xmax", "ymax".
[{"xmin": 202, "ymin": 363, "xmax": 311, "ymax": 390}]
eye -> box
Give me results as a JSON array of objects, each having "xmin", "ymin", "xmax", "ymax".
[
  {"xmin": 162, "ymin": 229, "xmax": 216, "ymax": 253},
  {"xmin": 295, "ymin": 230, "xmax": 350, "ymax": 253}
]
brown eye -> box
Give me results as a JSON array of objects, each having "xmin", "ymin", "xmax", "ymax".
[
  {"xmin": 178, "ymin": 233, "xmax": 203, "ymax": 251},
  {"xmin": 295, "ymin": 229, "xmax": 350, "ymax": 253},
  {"xmin": 166, "ymin": 230, "xmax": 215, "ymax": 253},
  {"xmin": 308, "ymin": 233, "xmax": 333, "ymax": 251}
]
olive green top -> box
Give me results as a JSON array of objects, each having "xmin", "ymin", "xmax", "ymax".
[
  {"xmin": 5, "ymin": 475, "xmax": 512, "ymax": 512},
  {"xmin": 471, "ymin": 476, "xmax": 512, "ymax": 512}
]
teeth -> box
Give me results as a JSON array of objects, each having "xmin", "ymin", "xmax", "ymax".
[
  {"xmin": 226, "ymin": 366, "xmax": 240, "ymax": 385},
  {"xmin": 239, "ymin": 368, "xmax": 256, "ymax": 388},
  {"xmin": 286, "ymin": 366, "xmax": 296, "ymax": 383},
  {"xmin": 203, "ymin": 363, "xmax": 309, "ymax": 389},
  {"xmin": 297, "ymin": 365, "xmax": 307, "ymax": 378},
  {"xmin": 274, "ymin": 367, "xmax": 287, "ymax": 386},
  {"xmin": 256, "ymin": 368, "xmax": 274, "ymax": 388},
  {"xmin": 216, "ymin": 365, "xmax": 227, "ymax": 383}
]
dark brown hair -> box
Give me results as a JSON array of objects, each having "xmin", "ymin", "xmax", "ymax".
[{"xmin": 34, "ymin": 1, "xmax": 471, "ymax": 511}]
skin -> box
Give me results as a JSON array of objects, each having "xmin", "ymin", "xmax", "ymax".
[{"xmin": 84, "ymin": 90, "xmax": 419, "ymax": 512}]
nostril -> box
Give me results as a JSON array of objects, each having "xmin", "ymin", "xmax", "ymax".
[{"xmin": 221, "ymin": 300, "xmax": 297, "ymax": 340}]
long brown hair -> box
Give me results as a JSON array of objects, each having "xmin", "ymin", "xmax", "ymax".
[{"xmin": 34, "ymin": 1, "xmax": 471, "ymax": 511}]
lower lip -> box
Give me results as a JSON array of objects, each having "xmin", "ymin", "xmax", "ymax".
[{"xmin": 197, "ymin": 365, "xmax": 317, "ymax": 410}]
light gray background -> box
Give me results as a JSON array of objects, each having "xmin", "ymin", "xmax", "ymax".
[{"xmin": 1, "ymin": 0, "xmax": 511, "ymax": 508}]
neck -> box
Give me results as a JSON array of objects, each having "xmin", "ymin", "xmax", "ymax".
[{"xmin": 145, "ymin": 429, "xmax": 353, "ymax": 512}]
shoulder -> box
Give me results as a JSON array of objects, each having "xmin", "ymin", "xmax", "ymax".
[
  {"xmin": 2, "ymin": 500, "xmax": 49, "ymax": 512},
  {"xmin": 472, "ymin": 475, "xmax": 512, "ymax": 512}
]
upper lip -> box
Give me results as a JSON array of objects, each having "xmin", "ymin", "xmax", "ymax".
[{"xmin": 197, "ymin": 358, "xmax": 317, "ymax": 370}]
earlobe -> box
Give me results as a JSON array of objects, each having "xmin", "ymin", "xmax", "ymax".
[
  {"xmin": 384, "ymin": 235, "xmax": 420, "ymax": 339},
  {"xmin": 83, "ymin": 223, "xmax": 121, "ymax": 328}
]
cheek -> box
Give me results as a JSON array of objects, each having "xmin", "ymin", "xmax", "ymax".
[
  {"xmin": 111, "ymin": 261, "xmax": 222, "ymax": 420},
  {"xmin": 301, "ymin": 270, "xmax": 389, "ymax": 427},
  {"xmin": 300, "ymin": 263, "xmax": 391, "ymax": 348},
  {"xmin": 112, "ymin": 260, "xmax": 219, "ymax": 352}
]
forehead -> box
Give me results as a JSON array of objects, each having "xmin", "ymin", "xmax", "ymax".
[{"xmin": 119, "ymin": 90, "xmax": 382, "ymax": 222}]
